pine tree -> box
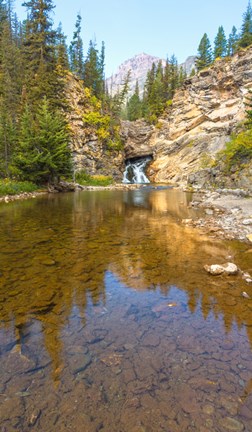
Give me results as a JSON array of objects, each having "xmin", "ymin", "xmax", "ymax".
[
  {"xmin": 0, "ymin": 0, "xmax": 7, "ymax": 33},
  {"xmin": 195, "ymin": 33, "xmax": 212, "ymax": 71},
  {"xmin": 169, "ymin": 54, "xmax": 180, "ymax": 98},
  {"xmin": 214, "ymin": 26, "xmax": 227, "ymax": 58},
  {"xmin": 13, "ymin": 98, "xmax": 72, "ymax": 184},
  {"xmin": 106, "ymin": 71, "xmax": 130, "ymax": 118},
  {"xmin": 98, "ymin": 41, "xmax": 105, "ymax": 98},
  {"xmin": 239, "ymin": 1, "xmax": 252, "ymax": 48},
  {"xmin": 21, "ymin": 0, "xmax": 63, "ymax": 107},
  {"xmin": 22, "ymin": 0, "xmax": 56, "ymax": 68},
  {"xmin": 127, "ymin": 80, "xmax": 142, "ymax": 121},
  {"xmin": 0, "ymin": 102, "xmax": 17, "ymax": 177},
  {"xmin": 227, "ymin": 26, "xmax": 239, "ymax": 56},
  {"xmin": 151, "ymin": 60, "xmax": 165, "ymax": 117},
  {"xmin": 55, "ymin": 22, "xmax": 69, "ymax": 70},
  {"xmin": 69, "ymin": 13, "xmax": 84, "ymax": 78},
  {"xmin": 12, "ymin": 104, "xmax": 38, "ymax": 180},
  {"xmin": 0, "ymin": 3, "xmax": 23, "ymax": 176},
  {"xmin": 143, "ymin": 62, "xmax": 156, "ymax": 114}
]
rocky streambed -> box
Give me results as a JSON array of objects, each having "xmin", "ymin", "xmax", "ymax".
[{"xmin": 182, "ymin": 188, "xmax": 252, "ymax": 244}]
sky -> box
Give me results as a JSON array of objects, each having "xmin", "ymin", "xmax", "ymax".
[{"xmin": 14, "ymin": 0, "xmax": 249, "ymax": 77}]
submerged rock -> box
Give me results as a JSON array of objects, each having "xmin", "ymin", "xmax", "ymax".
[
  {"xmin": 247, "ymin": 234, "xmax": 252, "ymax": 242},
  {"xmin": 218, "ymin": 417, "xmax": 244, "ymax": 431},
  {"xmin": 204, "ymin": 262, "xmax": 238, "ymax": 276}
]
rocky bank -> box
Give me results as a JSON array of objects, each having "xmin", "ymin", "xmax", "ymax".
[{"xmin": 183, "ymin": 188, "xmax": 252, "ymax": 243}]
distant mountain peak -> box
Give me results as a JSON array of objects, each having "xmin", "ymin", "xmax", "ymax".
[{"xmin": 106, "ymin": 53, "xmax": 196, "ymax": 98}]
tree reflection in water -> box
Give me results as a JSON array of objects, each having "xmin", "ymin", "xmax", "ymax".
[{"xmin": 0, "ymin": 188, "xmax": 252, "ymax": 431}]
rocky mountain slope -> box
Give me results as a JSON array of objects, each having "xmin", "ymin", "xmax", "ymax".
[
  {"xmin": 106, "ymin": 53, "xmax": 195, "ymax": 98},
  {"xmin": 122, "ymin": 47, "xmax": 252, "ymax": 190}
]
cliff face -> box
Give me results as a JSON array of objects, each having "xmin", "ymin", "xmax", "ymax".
[
  {"xmin": 122, "ymin": 48, "xmax": 252, "ymax": 188},
  {"xmin": 65, "ymin": 74, "xmax": 124, "ymax": 180},
  {"xmin": 150, "ymin": 48, "xmax": 252, "ymax": 185}
]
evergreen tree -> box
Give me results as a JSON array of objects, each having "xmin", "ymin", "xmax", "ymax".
[
  {"xmin": 22, "ymin": 0, "xmax": 56, "ymax": 68},
  {"xmin": 195, "ymin": 33, "xmax": 212, "ymax": 71},
  {"xmin": 163, "ymin": 59, "xmax": 171, "ymax": 100},
  {"xmin": 21, "ymin": 0, "xmax": 63, "ymax": 107},
  {"xmin": 239, "ymin": 1, "xmax": 252, "ymax": 48},
  {"xmin": 98, "ymin": 40, "xmax": 105, "ymax": 98},
  {"xmin": 0, "ymin": 0, "xmax": 7, "ymax": 33},
  {"xmin": 142, "ymin": 62, "xmax": 157, "ymax": 117},
  {"xmin": 83, "ymin": 39, "xmax": 105, "ymax": 98},
  {"xmin": 214, "ymin": 26, "xmax": 227, "ymax": 58},
  {"xmin": 169, "ymin": 54, "xmax": 180, "ymax": 98},
  {"xmin": 69, "ymin": 13, "xmax": 84, "ymax": 78},
  {"xmin": 106, "ymin": 71, "xmax": 130, "ymax": 118},
  {"xmin": 13, "ymin": 98, "xmax": 72, "ymax": 183},
  {"xmin": 150, "ymin": 60, "xmax": 165, "ymax": 117},
  {"xmin": 0, "ymin": 102, "xmax": 17, "ymax": 177},
  {"xmin": 0, "ymin": 4, "xmax": 23, "ymax": 176},
  {"xmin": 227, "ymin": 26, "xmax": 239, "ymax": 56},
  {"xmin": 55, "ymin": 22, "xmax": 69, "ymax": 70},
  {"xmin": 127, "ymin": 80, "xmax": 142, "ymax": 121}
]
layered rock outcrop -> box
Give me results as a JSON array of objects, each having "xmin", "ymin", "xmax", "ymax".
[
  {"xmin": 148, "ymin": 48, "xmax": 252, "ymax": 186},
  {"xmin": 122, "ymin": 48, "xmax": 252, "ymax": 188}
]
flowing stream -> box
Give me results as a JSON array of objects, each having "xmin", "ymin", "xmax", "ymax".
[
  {"xmin": 0, "ymin": 188, "xmax": 252, "ymax": 431},
  {"xmin": 123, "ymin": 156, "xmax": 152, "ymax": 183}
]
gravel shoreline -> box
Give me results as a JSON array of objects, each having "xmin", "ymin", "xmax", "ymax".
[
  {"xmin": 184, "ymin": 188, "xmax": 252, "ymax": 243},
  {"xmin": 0, "ymin": 183, "xmax": 140, "ymax": 204}
]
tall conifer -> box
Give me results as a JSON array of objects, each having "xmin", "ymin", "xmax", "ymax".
[
  {"xmin": 195, "ymin": 33, "xmax": 212, "ymax": 71},
  {"xmin": 239, "ymin": 1, "xmax": 252, "ymax": 48},
  {"xmin": 21, "ymin": 0, "xmax": 62, "ymax": 107},
  {"xmin": 69, "ymin": 13, "xmax": 84, "ymax": 78},
  {"xmin": 227, "ymin": 26, "xmax": 239, "ymax": 56},
  {"xmin": 214, "ymin": 26, "xmax": 227, "ymax": 58}
]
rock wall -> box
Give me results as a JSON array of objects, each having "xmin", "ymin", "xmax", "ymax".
[
  {"xmin": 148, "ymin": 48, "xmax": 252, "ymax": 186},
  {"xmin": 120, "ymin": 120, "xmax": 155, "ymax": 160},
  {"xmin": 65, "ymin": 74, "xmax": 124, "ymax": 180}
]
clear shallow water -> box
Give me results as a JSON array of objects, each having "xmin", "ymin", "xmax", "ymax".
[{"xmin": 0, "ymin": 188, "xmax": 252, "ymax": 431}]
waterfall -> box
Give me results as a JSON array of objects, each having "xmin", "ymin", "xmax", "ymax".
[{"xmin": 123, "ymin": 156, "xmax": 152, "ymax": 184}]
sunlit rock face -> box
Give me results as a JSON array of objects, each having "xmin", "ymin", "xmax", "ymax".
[
  {"xmin": 64, "ymin": 74, "xmax": 124, "ymax": 180},
  {"xmin": 121, "ymin": 120, "xmax": 155, "ymax": 160},
  {"xmin": 148, "ymin": 48, "xmax": 252, "ymax": 185}
]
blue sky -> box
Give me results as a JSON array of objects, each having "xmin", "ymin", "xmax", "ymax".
[{"xmin": 14, "ymin": 0, "xmax": 249, "ymax": 77}]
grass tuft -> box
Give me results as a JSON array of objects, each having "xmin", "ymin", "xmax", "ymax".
[{"xmin": 0, "ymin": 179, "xmax": 39, "ymax": 196}]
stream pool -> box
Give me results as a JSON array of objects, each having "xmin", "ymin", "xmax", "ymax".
[{"xmin": 0, "ymin": 188, "xmax": 252, "ymax": 431}]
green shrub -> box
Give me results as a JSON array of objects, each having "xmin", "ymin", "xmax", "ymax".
[
  {"xmin": 75, "ymin": 170, "xmax": 114, "ymax": 186},
  {"xmin": 0, "ymin": 179, "xmax": 39, "ymax": 196},
  {"xmin": 200, "ymin": 152, "xmax": 216, "ymax": 168},
  {"xmin": 219, "ymin": 129, "xmax": 252, "ymax": 171}
]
